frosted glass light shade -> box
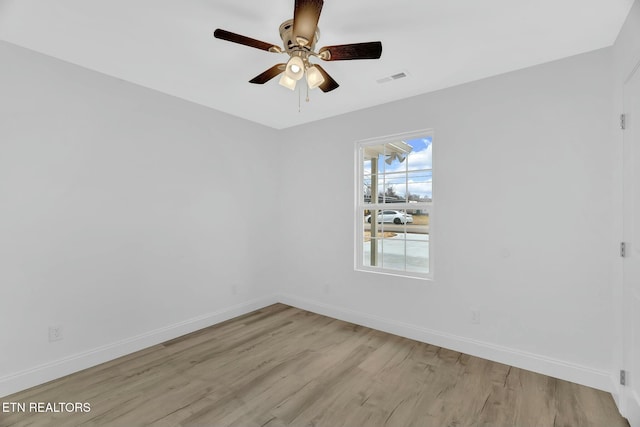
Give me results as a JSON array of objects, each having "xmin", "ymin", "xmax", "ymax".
[
  {"xmin": 285, "ymin": 56, "xmax": 305, "ymax": 81},
  {"xmin": 306, "ymin": 65, "xmax": 325, "ymax": 89},
  {"xmin": 279, "ymin": 73, "xmax": 297, "ymax": 90}
]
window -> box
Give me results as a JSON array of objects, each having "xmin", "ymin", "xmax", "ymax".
[{"xmin": 356, "ymin": 131, "xmax": 433, "ymax": 278}]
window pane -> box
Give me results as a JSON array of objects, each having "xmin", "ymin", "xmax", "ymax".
[
  {"xmin": 409, "ymin": 212, "xmax": 429, "ymax": 233},
  {"xmin": 383, "ymin": 141, "xmax": 412, "ymax": 170},
  {"xmin": 406, "ymin": 137, "xmax": 433, "ymax": 172},
  {"xmin": 363, "ymin": 158, "xmax": 371, "ymax": 174},
  {"xmin": 363, "ymin": 209, "xmax": 378, "ymax": 225},
  {"xmin": 363, "ymin": 172, "xmax": 373, "ymax": 204},
  {"xmin": 406, "ymin": 239, "xmax": 429, "ymax": 273},
  {"xmin": 405, "ymin": 212, "xmax": 429, "ymax": 273},
  {"xmin": 382, "ymin": 173, "xmax": 407, "ymax": 203},
  {"xmin": 363, "ymin": 158, "xmax": 387, "ymax": 205},
  {"xmin": 380, "ymin": 233, "xmax": 406, "ymax": 271},
  {"xmin": 363, "ymin": 210, "xmax": 384, "ymax": 268},
  {"xmin": 363, "ymin": 237, "xmax": 383, "ymax": 268},
  {"xmin": 407, "ymin": 170, "xmax": 432, "ymax": 202}
]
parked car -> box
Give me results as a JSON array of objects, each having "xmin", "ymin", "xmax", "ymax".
[{"xmin": 365, "ymin": 210, "xmax": 414, "ymax": 224}]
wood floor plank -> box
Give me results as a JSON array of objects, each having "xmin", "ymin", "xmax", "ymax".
[{"xmin": 1, "ymin": 304, "xmax": 629, "ymax": 427}]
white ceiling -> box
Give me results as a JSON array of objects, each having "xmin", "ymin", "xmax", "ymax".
[{"xmin": 0, "ymin": 0, "xmax": 634, "ymax": 129}]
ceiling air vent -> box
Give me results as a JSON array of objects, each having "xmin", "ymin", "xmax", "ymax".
[{"xmin": 377, "ymin": 71, "xmax": 409, "ymax": 84}]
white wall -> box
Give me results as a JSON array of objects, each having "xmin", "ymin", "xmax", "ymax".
[
  {"xmin": 0, "ymin": 41, "xmax": 280, "ymax": 396},
  {"xmin": 277, "ymin": 47, "xmax": 616, "ymax": 391}
]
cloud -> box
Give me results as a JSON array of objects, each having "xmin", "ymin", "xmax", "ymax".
[
  {"xmin": 407, "ymin": 142, "xmax": 432, "ymax": 170},
  {"xmin": 408, "ymin": 179, "xmax": 432, "ymax": 198}
]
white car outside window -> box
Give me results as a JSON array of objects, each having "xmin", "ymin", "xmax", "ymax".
[{"xmin": 365, "ymin": 210, "xmax": 413, "ymax": 224}]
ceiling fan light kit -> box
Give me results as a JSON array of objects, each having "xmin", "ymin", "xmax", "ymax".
[{"xmin": 213, "ymin": 0, "xmax": 382, "ymax": 94}]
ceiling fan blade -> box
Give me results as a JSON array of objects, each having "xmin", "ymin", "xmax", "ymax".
[
  {"xmin": 249, "ymin": 64, "xmax": 286, "ymax": 84},
  {"xmin": 314, "ymin": 64, "xmax": 339, "ymax": 93},
  {"xmin": 318, "ymin": 41, "xmax": 382, "ymax": 61},
  {"xmin": 292, "ymin": 0, "xmax": 323, "ymax": 47},
  {"xmin": 214, "ymin": 29, "xmax": 281, "ymax": 52}
]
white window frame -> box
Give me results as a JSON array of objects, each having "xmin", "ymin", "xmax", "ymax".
[{"xmin": 355, "ymin": 129, "xmax": 434, "ymax": 280}]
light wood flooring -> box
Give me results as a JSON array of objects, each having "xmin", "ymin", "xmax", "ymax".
[{"xmin": 1, "ymin": 304, "xmax": 629, "ymax": 427}]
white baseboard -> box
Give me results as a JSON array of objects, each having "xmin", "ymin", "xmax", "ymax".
[
  {"xmin": 624, "ymin": 389, "xmax": 640, "ymax": 427},
  {"xmin": 277, "ymin": 293, "xmax": 613, "ymax": 393},
  {"xmin": 612, "ymin": 375, "xmax": 624, "ymax": 413},
  {"xmin": 0, "ymin": 295, "xmax": 279, "ymax": 398}
]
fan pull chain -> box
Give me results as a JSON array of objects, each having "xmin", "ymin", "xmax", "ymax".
[
  {"xmin": 298, "ymin": 83, "xmax": 301, "ymax": 113},
  {"xmin": 306, "ymin": 83, "xmax": 310, "ymax": 103}
]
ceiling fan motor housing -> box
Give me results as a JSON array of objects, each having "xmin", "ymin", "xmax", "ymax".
[{"xmin": 279, "ymin": 19, "xmax": 319, "ymax": 56}]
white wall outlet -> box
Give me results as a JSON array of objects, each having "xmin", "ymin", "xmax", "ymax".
[
  {"xmin": 471, "ymin": 309, "xmax": 481, "ymax": 324},
  {"xmin": 323, "ymin": 283, "xmax": 330, "ymax": 294},
  {"xmin": 231, "ymin": 284, "xmax": 238, "ymax": 295},
  {"xmin": 48, "ymin": 326, "xmax": 63, "ymax": 342}
]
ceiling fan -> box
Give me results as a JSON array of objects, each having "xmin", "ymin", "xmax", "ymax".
[{"xmin": 214, "ymin": 0, "xmax": 382, "ymax": 93}]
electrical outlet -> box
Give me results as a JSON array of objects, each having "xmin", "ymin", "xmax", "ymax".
[
  {"xmin": 48, "ymin": 326, "xmax": 63, "ymax": 342},
  {"xmin": 323, "ymin": 283, "xmax": 330, "ymax": 294},
  {"xmin": 231, "ymin": 284, "xmax": 238, "ymax": 295},
  {"xmin": 471, "ymin": 309, "xmax": 480, "ymax": 324}
]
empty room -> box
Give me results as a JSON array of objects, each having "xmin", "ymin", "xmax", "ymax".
[{"xmin": 1, "ymin": 0, "xmax": 640, "ymax": 426}]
